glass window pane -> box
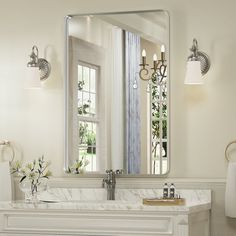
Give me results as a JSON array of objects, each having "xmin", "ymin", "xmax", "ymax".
[
  {"xmin": 162, "ymin": 142, "xmax": 167, "ymax": 158},
  {"xmin": 89, "ymin": 93, "xmax": 96, "ymax": 116},
  {"xmin": 78, "ymin": 122, "xmax": 96, "ymax": 146},
  {"xmin": 78, "ymin": 91, "xmax": 82, "ymax": 104},
  {"xmin": 162, "ymin": 161, "xmax": 168, "ymax": 174},
  {"xmin": 152, "ymin": 120, "xmax": 160, "ymax": 140},
  {"xmin": 79, "ymin": 148, "xmax": 87, "ymax": 157},
  {"xmin": 78, "ymin": 81, "xmax": 85, "ymax": 91},
  {"xmin": 152, "ymin": 103, "xmax": 160, "ymax": 119},
  {"xmin": 78, "ymin": 121, "xmax": 97, "ymax": 172},
  {"xmin": 78, "ymin": 91, "xmax": 84, "ymax": 115},
  {"xmin": 162, "ymin": 102, "xmax": 167, "ymax": 118},
  {"xmin": 82, "ymin": 92, "xmax": 90, "ymax": 116},
  {"xmin": 78, "ymin": 122, "xmax": 88, "ymax": 145},
  {"xmin": 152, "ymin": 141, "xmax": 160, "ymax": 174},
  {"xmin": 90, "ymin": 69, "xmax": 96, "ymax": 93},
  {"xmin": 151, "ymin": 85, "xmax": 159, "ymax": 102},
  {"xmin": 162, "ymin": 120, "xmax": 167, "ymax": 139},
  {"xmin": 83, "ymin": 67, "xmax": 90, "ymax": 91},
  {"xmin": 161, "ymin": 83, "xmax": 167, "ymax": 101},
  {"xmin": 78, "ymin": 65, "xmax": 83, "ymax": 82},
  {"xmin": 152, "ymin": 142, "xmax": 166, "ymax": 160}
]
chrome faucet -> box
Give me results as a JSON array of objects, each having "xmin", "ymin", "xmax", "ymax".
[{"xmin": 102, "ymin": 169, "xmax": 118, "ymax": 200}]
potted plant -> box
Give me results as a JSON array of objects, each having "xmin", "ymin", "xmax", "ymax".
[{"xmin": 86, "ymin": 131, "xmax": 96, "ymax": 154}]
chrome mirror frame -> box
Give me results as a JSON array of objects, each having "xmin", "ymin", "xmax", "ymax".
[{"xmin": 64, "ymin": 10, "xmax": 170, "ymax": 178}]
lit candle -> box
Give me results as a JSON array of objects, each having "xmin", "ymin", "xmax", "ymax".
[
  {"xmin": 153, "ymin": 53, "xmax": 158, "ymax": 61},
  {"xmin": 161, "ymin": 45, "xmax": 165, "ymax": 52},
  {"xmin": 142, "ymin": 49, "xmax": 147, "ymax": 65},
  {"xmin": 142, "ymin": 49, "xmax": 146, "ymax": 57},
  {"xmin": 161, "ymin": 45, "xmax": 165, "ymax": 61},
  {"xmin": 153, "ymin": 53, "xmax": 158, "ymax": 70}
]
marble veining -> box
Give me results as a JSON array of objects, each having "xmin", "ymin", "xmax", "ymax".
[{"xmin": 39, "ymin": 188, "xmax": 211, "ymax": 205}]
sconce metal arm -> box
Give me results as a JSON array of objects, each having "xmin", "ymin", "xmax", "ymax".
[
  {"xmin": 27, "ymin": 45, "xmax": 51, "ymax": 81},
  {"xmin": 187, "ymin": 38, "xmax": 210, "ymax": 75}
]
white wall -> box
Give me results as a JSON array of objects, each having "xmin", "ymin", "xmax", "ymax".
[
  {"xmin": 2, "ymin": 1, "xmax": 236, "ymax": 234},
  {"xmin": 1, "ymin": 0, "xmax": 235, "ymax": 178}
]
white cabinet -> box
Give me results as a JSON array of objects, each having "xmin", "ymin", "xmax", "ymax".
[
  {"xmin": 0, "ymin": 189, "xmax": 211, "ymax": 236},
  {"xmin": 0, "ymin": 207, "xmax": 210, "ymax": 236}
]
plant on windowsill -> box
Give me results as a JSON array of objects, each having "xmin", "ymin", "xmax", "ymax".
[
  {"xmin": 86, "ymin": 131, "xmax": 96, "ymax": 154},
  {"xmin": 67, "ymin": 157, "xmax": 89, "ymax": 174},
  {"xmin": 11, "ymin": 155, "xmax": 52, "ymax": 202}
]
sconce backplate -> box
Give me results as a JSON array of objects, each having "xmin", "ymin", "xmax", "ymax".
[
  {"xmin": 38, "ymin": 58, "xmax": 51, "ymax": 81},
  {"xmin": 197, "ymin": 51, "xmax": 210, "ymax": 76}
]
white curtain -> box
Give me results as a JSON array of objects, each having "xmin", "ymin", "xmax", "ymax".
[
  {"xmin": 125, "ymin": 31, "xmax": 141, "ymax": 174},
  {"xmin": 109, "ymin": 28, "xmax": 124, "ymax": 171}
]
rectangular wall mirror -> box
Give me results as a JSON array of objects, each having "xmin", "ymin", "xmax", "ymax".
[{"xmin": 64, "ymin": 10, "xmax": 170, "ymax": 176}]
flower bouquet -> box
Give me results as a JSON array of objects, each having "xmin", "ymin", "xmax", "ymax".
[{"xmin": 11, "ymin": 155, "xmax": 52, "ymax": 202}]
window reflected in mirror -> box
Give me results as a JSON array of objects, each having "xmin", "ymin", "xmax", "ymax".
[{"xmin": 77, "ymin": 63, "xmax": 98, "ymax": 172}]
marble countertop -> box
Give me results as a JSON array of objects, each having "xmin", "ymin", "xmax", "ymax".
[
  {"xmin": 0, "ymin": 200, "xmax": 211, "ymax": 214},
  {"xmin": 0, "ymin": 189, "xmax": 211, "ymax": 214}
]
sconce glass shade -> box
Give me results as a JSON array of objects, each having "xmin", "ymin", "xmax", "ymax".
[
  {"xmin": 25, "ymin": 67, "xmax": 41, "ymax": 88},
  {"xmin": 184, "ymin": 61, "xmax": 203, "ymax": 85}
]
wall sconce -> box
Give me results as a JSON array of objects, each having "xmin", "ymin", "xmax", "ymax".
[
  {"xmin": 138, "ymin": 45, "xmax": 167, "ymax": 83},
  {"xmin": 27, "ymin": 45, "xmax": 51, "ymax": 82},
  {"xmin": 184, "ymin": 39, "xmax": 210, "ymax": 85}
]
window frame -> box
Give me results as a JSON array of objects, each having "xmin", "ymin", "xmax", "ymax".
[{"xmin": 77, "ymin": 61, "xmax": 100, "ymax": 172}]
